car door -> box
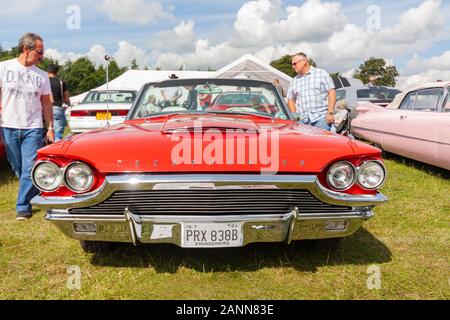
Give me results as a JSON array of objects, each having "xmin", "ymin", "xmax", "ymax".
[
  {"xmin": 437, "ymin": 86, "xmax": 450, "ymax": 169},
  {"xmin": 379, "ymin": 90, "xmax": 416, "ymax": 156},
  {"xmin": 395, "ymin": 88, "xmax": 444, "ymax": 165}
]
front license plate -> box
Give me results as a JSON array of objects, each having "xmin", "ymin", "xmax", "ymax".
[
  {"xmin": 182, "ymin": 222, "xmax": 243, "ymax": 248},
  {"xmin": 96, "ymin": 112, "xmax": 112, "ymax": 120}
]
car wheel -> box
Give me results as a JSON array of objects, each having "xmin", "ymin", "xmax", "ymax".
[
  {"xmin": 307, "ymin": 238, "xmax": 343, "ymax": 250},
  {"xmin": 79, "ymin": 240, "xmax": 114, "ymax": 253}
]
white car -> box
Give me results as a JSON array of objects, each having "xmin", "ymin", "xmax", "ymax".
[{"xmin": 68, "ymin": 89, "xmax": 137, "ymax": 133}]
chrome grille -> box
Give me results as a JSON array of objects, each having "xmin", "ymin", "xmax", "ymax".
[{"xmin": 68, "ymin": 189, "xmax": 353, "ymax": 215}]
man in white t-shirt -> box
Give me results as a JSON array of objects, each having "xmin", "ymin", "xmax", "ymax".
[{"xmin": 0, "ymin": 33, "xmax": 54, "ymax": 220}]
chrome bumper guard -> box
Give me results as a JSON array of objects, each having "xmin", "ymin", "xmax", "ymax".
[
  {"xmin": 35, "ymin": 174, "xmax": 386, "ymax": 247},
  {"xmin": 45, "ymin": 207, "xmax": 375, "ymax": 247}
]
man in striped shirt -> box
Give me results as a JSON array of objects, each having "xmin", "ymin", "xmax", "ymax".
[{"xmin": 287, "ymin": 52, "xmax": 336, "ymax": 131}]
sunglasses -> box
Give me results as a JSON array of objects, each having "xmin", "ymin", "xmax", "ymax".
[
  {"xmin": 33, "ymin": 48, "xmax": 44, "ymax": 55},
  {"xmin": 292, "ymin": 59, "xmax": 305, "ymax": 67}
]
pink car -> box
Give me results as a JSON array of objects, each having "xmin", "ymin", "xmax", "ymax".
[{"xmin": 351, "ymin": 81, "xmax": 450, "ymax": 170}]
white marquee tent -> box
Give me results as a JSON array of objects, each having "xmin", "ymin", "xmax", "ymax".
[{"xmin": 211, "ymin": 54, "xmax": 292, "ymax": 94}]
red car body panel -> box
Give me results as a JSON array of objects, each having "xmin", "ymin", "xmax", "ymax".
[{"xmin": 38, "ymin": 114, "xmax": 380, "ymax": 174}]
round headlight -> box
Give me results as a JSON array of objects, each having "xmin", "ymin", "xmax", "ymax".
[
  {"xmin": 64, "ymin": 162, "xmax": 94, "ymax": 192},
  {"xmin": 327, "ymin": 161, "xmax": 356, "ymax": 190},
  {"xmin": 33, "ymin": 162, "xmax": 62, "ymax": 192},
  {"xmin": 358, "ymin": 161, "xmax": 386, "ymax": 189}
]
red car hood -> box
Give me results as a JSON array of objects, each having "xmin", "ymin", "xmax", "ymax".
[{"xmin": 39, "ymin": 114, "xmax": 380, "ymax": 173}]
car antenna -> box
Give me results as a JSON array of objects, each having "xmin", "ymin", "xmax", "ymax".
[{"xmin": 104, "ymin": 55, "xmax": 112, "ymax": 127}]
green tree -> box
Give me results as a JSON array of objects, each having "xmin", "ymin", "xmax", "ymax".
[
  {"xmin": 108, "ymin": 60, "xmax": 127, "ymax": 80},
  {"xmin": 270, "ymin": 54, "xmax": 317, "ymax": 77},
  {"xmin": 59, "ymin": 57, "xmax": 100, "ymax": 95},
  {"xmin": 330, "ymin": 72, "xmax": 341, "ymax": 78},
  {"xmin": 129, "ymin": 59, "xmax": 139, "ymax": 70},
  {"xmin": 353, "ymin": 57, "xmax": 399, "ymax": 87},
  {"xmin": 0, "ymin": 45, "xmax": 19, "ymax": 62},
  {"xmin": 37, "ymin": 57, "xmax": 60, "ymax": 72}
]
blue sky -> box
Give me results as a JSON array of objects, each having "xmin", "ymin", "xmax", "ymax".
[{"xmin": 0, "ymin": 0, "xmax": 449, "ymax": 88}]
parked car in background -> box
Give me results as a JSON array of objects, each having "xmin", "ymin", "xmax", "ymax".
[
  {"xmin": 31, "ymin": 78, "xmax": 387, "ymax": 253},
  {"xmin": 336, "ymin": 85, "xmax": 402, "ymax": 107},
  {"xmin": 351, "ymin": 81, "xmax": 450, "ymax": 170},
  {"xmin": 68, "ymin": 89, "xmax": 137, "ymax": 133}
]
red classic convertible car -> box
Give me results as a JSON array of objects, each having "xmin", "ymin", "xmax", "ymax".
[{"xmin": 31, "ymin": 79, "xmax": 387, "ymax": 253}]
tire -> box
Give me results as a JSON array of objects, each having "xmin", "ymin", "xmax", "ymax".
[
  {"xmin": 308, "ymin": 238, "xmax": 343, "ymax": 250},
  {"xmin": 79, "ymin": 240, "xmax": 113, "ymax": 253}
]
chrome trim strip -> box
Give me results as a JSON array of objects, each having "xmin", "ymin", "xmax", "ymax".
[
  {"xmin": 352, "ymin": 126, "xmax": 450, "ymax": 146},
  {"xmin": 32, "ymin": 174, "xmax": 388, "ymax": 210}
]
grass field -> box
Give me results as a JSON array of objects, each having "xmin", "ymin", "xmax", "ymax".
[{"xmin": 0, "ymin": 154, "xmax": 448, "ymax": 300}]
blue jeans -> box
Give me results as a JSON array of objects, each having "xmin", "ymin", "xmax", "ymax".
[
  {"xmin": 53, "ymin": 106, "xmax": 67, "ymax": 142},
  {"xmin": 302, "ymin": 115, "xmax": 331, "ymax": 131},
  {"xmin": 1, "ymin": 127, "xmax": 43, "ymax": 215}
]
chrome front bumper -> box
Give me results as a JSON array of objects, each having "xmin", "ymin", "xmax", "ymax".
[{"xmin": 32, "ymin": 174, "xmax": 387, "ymax": 247}]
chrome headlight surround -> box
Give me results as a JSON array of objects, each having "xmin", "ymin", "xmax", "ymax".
[
  {"xmin": 32, "ymin": 161, "xmax": 63, "ymax": 192},
  {"xmin": 63, "ymin": 161, "xmax": 94, "ymax": 193},
  {"xmin": 326, "ymin": 161, "xmax": 357, "ymax": 191},
  {"xmin": 357, "ymin": 160, "xmax": 386, "ymax": 190}
]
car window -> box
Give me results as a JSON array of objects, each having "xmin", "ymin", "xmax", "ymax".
[
  {"xmin": 443, "ymin": 88, "xmax": 450, "ymax": 112},
  {"xmin": 357, "ymin": 87, "xmax": 401, "ymax": 100},
  {"xmin": 82, "ymin": 90, "xmax": 136, "ymax": 104},
  {"xmin": 399, "ymin": 92, "xmax": 416, "ymax": 110},
  {"xmin": 413, "ymin": 88, "xmax": 442, "ymax": 111},
  {"xmin": 336, "ymin": 89, "xmax": 346, "ymax": 101}
]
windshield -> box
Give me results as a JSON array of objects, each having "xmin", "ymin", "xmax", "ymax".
[
  {"xmin": 82, "ymin": 90, "xmax": 136, "ymax": 104},
  {"xmin": 129, "ymin": 79, "xmax": 289, "ymax": 120},
  {"xmin": 357, "ymin": 87, "xmax": 401, "ymax": 100}
]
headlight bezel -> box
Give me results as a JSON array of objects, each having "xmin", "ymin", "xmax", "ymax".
[
  {"xmin": 32, "ymin": 161, "xmax": 63, "ymax": 192},
  {"xmin": 63, "ymin": 161, "xmax": 95, "ymax": 193},
  {"xmin": 326, "ymin": 161, "xmax": 357, "ymax": 191},
  {"xmin": 357, "ymin": 160, "xmax": 386, "ymax": 190}
]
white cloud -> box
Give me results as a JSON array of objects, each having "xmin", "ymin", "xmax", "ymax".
[
  {"xmin": 151, "ymin": 20, "xmax": 197, "ymax": 52},
  {"xmin": 397, "ymin": 69, "xmax": 450, "ymax": 90},
  {"xmin": 0, "ymin": 3, "xmax": 40, "ymax": 17},
  {"xmin": 404, "ymin": 51, "xmax": 450, "ymax": 76},
  {"xmin": 231, "ymin": 0, "xmax": 346, "ymax": 47},
  {"xmin": 46, "ymin": 41, "xmax": 150, "ymax": 69},
  {"xmin": 377, "ymin": 0, "xmax": 445, "ymax": 45},
  {"xmin": 154, "ymin": 39, "xmax": 246, "ymax": 70},
  {"xmin": 277, "ymin": 0, "xmax": 346, "ymax": 42},
  {"xmin": 45, "ymin": 48, "xmax": 84, "ymax": 64},
  {"xmin": 113, "ymin": 41, "xmax": 150, "ymax": 68},
  {"xmin": 397, "ymin": 50, "xmax": 450, "ymax": 89},
  {"xmin": 98, "ymin": 0, "xmax": 173, "ymax": 25}
]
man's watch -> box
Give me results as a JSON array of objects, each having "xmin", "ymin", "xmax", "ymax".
[{"xmin": 327, "ymin": 111, "xmax": 334, "ymax": 115}]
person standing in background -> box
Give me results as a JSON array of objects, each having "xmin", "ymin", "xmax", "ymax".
[
  {"xmin": 47, "ymin": 64, "xmax": 70, "ymax": 141},
  {"xmin": 287, "ymin": 52, "xmax": 336, "ymax": 131}
]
